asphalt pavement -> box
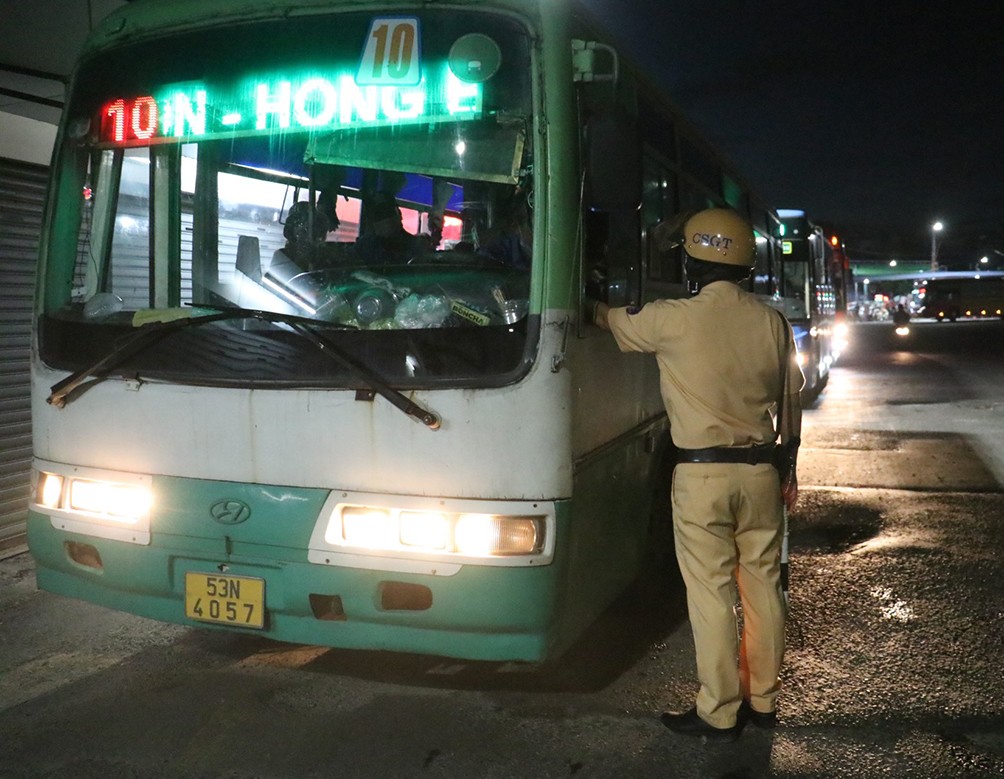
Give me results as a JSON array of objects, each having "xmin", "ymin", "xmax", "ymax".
[{"xmin": 1, "ymin": 319, "xmax": 1003, "ymax": 778}]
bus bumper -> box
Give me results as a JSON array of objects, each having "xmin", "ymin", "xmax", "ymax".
[{"xmin": 27, "ymin": 510, "xmax": 563, "ymax": 663}]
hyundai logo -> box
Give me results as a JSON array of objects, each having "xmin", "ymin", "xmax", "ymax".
[{"xmin": 210, "ymin": 499, "xmax": 252, "ymax": 525}]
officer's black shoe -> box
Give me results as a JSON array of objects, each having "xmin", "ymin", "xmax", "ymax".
[
  {"xmin": 740, "ymin": 700, "xmax": 778, "ymax": 729},
  {"xmin": 660, "ymin": 708, "xmax": 742, "ymax": 743}
]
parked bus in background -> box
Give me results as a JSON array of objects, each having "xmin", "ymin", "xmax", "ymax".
[
  {"xmin": 775, "ymin": 209, "xmax": 846, "ymax": 401},
  {"xmin": 825, "ymin": 231, "xmax": 852, "ymax": 356},
  {"xmin": 920, "ymin": 273, "xmax": 1004, "ymax": 321},
  {"xmin": 28, "ymin": 0, "xmax": 787, "ymax": 663}
]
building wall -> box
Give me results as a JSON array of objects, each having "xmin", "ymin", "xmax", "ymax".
[
  {"xmin": 0, "ymin": 112, "xmax": 53, "ymax": 550},
  {"xmin": 0, "ymin": 112, "xmax": 56, "ymax": 166}
]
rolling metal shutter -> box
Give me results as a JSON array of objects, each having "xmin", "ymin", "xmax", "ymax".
[{"xmin": 0, "ymin": 157, "xmax": 47, "ymax": 549}]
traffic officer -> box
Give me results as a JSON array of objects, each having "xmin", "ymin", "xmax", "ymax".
[{"xmin": 590, "ymin": 208, "xmax": 803, "ymax": 742}]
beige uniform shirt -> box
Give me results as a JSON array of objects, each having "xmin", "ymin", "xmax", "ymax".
[{"xmin": 607, "ymin": 281, "xmax": 804, "ymax": 450}]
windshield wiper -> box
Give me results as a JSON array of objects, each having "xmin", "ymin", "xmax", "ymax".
[
  {"xmin": 283, "ymin": 320, "xmax": 440, "ymax": 429},
  {"xmin": 48, "ymin": 307, "xmax": 257, "ymax": 408},
  {"xmin": 47, "ymin": 305, "xmax": 440, "ymax": 430}
]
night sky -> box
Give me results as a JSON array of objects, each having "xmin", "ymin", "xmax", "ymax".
[
  {"xmin": 581, "ymin": 0, "xmax": 1004, "ymax": 267},
  {"xmin": 3, "ymin": 1, "xmax": 1001, "ymax": 266}
]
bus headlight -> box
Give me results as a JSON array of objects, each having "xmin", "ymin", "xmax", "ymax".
[
  {"xmin": 39, "ymin": 472, "xmax": 64, "ymax": 509},
  {"xmin": 338, "ymin": 506, "xmax": 397, "ymax": 548},
  {"xmin": 68, "ymin": 479, "xmax": 152, "ymax": 521},
  {"xmin": 331, "ymin": 505, "xmax": 543, "ymax": 556},
  {"xmin": 310, "ymin": 494, "xmax": 555, "ymax": 569},
  {"xmin": 32, "ymin": 462, "xmax": 152, "ymax": 545},
  {"xmin": 400, "ymin": 511, "xmax": 451, "ymax": 550},
  {"xmin": 454, "ymin": 514, "xmax": 540, "ymax": 556},
  {"xmin": 36, "ymin": 472, "xmax": 151, "ymax": 523},
  {"xmin": 833, "ymin": 322, "xmax": 850, "ymax": 356}
]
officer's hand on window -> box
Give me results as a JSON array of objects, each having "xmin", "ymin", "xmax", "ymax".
[
  {"xmin": 585, "ymin": 264, "xmax": 608, "ymax": 301},
  {"xmin": 585, "ymin": 297, "xmax": 611, "ymax": 331}
]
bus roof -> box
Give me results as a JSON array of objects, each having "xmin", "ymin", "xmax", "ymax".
[
  {"xmin": 863, "ymin": 269, "xmax": 1004, "ymax": 283},
  {"xmin": 88, "ymin": 0, "xmax": 557, "ymax": 55}
]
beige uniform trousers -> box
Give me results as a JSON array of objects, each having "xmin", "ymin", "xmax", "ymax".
[{"xmin": 672, "ymin": 461, "xmax": 786, "ymax": 729}]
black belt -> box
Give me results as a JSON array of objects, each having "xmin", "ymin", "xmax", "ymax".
[{"xmin": 676, "ymin": 444, "xmax": 777, "ymax": 465}]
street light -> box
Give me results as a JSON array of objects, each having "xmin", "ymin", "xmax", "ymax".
[{"xmin": 930, "ymin": 221, "xmax": 943, "ymax": 271}]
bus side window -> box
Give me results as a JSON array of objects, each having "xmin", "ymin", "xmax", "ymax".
[
  {"xmin": 642, "ymin": 155, "xmax": 681, "ymax": 285},
  {"xmin": 584, "ymin": 211, "xmax": 611, "ymax": 303}
]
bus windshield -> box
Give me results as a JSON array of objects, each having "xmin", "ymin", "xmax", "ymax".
[{"xmin": 40, "ymin": 10, "xmax": 535, "ymax": 388}]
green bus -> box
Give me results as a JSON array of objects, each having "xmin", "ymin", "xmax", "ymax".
[
  {"xmin": 776, "ymin": 209, "xmax": 848, "ymax": 401},
  {"xmin": 28, "ymin": 0, "xmax": 786, "ymax": 663}
]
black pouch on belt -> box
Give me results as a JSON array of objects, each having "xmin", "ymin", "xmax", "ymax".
[{"xmin": 773, "ymin": 439, "xmax": 798, "ymax": 482}]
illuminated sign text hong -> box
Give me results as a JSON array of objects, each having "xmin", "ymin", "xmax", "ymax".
[{"xmin": 101, "ymin": 68, "xmax": 482, "ymax": 144}]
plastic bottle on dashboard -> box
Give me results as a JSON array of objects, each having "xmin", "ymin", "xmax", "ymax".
[
  {"xmin": 315, "ymin": 291, "xmax": 351, "ymax": 322},
  {"xmin": 354, "ymin": 287, "xmax": 397, "ymax": 325}
]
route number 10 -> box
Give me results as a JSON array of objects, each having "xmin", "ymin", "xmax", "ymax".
[{"xmin": 357, "ymin": 18, "xmax": 421, "ymax": 86}]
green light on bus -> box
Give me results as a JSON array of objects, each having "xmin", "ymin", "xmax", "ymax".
[{"xmin": 102, "ymin": 66, "xmax": 483, "ymax": 144}]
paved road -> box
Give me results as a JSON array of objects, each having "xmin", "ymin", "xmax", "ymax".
[{"xmin": 1, "ymin": 319, "xmax": 1003, "ymax": 778}]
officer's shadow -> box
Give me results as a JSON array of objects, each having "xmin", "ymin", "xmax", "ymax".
[
  {"xmin": 547, "ymin": 560, "xmax": 691, "ymax": 691},
  {"xmin": 693, "ymin": 727, "xmax": 775, "ymax": 778}
]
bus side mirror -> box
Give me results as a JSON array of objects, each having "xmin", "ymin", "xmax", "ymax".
[{"xmin": 584, "ymin": 112, "xmax": 641, "ymax": 212}]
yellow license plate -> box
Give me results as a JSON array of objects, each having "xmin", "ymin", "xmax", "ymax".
[{"xmin": 184, "ymin": 572, "xmax": 265, "ymax": 629}]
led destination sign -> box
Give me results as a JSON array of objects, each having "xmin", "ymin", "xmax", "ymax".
[{"xmin": 100, "ymin": 67, "xmax": 483, "ymax": 145}]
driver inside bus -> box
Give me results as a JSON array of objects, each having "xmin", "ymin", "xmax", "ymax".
[
  {"xmin": 353, "ymin": 191, "xmax": 432, "ymax": 265},
  {"xmin": 268, "ymin": 201, "xmax": 329, "ymax": 278},
  {"xmin": 476, "ymin": 187, "xmax": 533, "ymax": 270}
]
